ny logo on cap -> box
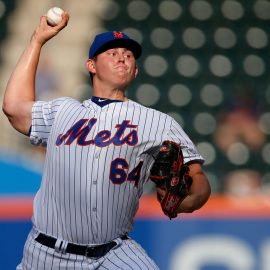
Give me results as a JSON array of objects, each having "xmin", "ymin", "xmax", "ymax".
[{"xmin": 113, "ymin": 31, "xmax": 124, "ymax": 39}]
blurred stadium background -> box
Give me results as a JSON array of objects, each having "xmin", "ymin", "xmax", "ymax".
[{"xmin": 1, "ymin": 0, "xmax": 270, "ymax": 269}]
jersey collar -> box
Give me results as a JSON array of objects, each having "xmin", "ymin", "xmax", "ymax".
[{"xmin": 91, "ymin": 96, "xmax": 124, "ymax": 107}]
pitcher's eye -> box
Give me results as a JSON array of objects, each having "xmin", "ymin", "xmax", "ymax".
[{"xmin": 107, "ymin": 50, "xmax": 117, "ymax": 56}]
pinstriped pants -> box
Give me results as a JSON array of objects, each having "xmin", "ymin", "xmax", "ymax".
[{"xmin": 16, "ymin": 228, "xmax": 160, "ymax": 270}]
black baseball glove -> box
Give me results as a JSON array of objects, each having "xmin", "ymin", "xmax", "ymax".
[{"xmin": 149, "ymin": 141, "xmax": 192, "ymax": 219}]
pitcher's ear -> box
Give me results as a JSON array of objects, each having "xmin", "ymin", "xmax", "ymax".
[
  {"xmin": 134, "ymin": 65, "xmax": 139, "ymax": 78},
  {"xmin": 86, "ymin": 59, "xmax": 96, "ymax": 74}
]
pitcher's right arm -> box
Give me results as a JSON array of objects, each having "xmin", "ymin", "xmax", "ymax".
[{"xmin": 2, "ymin": 12, "xmax": 69, "ymax": 135}]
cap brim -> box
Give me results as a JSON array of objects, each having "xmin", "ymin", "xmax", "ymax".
[{"xmin": 93, "ymin": 39, "xmax": 142, "ymax": 59}]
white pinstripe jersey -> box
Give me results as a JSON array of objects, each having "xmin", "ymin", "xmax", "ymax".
[{"xmin": 30, "ymin": 97, "xmax": 204, "ymax": 245}]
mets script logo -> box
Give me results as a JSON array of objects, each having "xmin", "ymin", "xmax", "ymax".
[{"xmin": 56, "ymin": 118, "xmax": 138, "ymax": 147}]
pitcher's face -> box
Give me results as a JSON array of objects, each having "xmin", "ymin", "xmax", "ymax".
[{"xmin": 88, "ymin": 47, "xmax": 138, "ymax": 89}]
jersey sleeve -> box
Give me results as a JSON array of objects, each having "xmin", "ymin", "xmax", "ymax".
[
  {"xmin": 165, "ymin": 117, "xmax": 205, "ymax": 165},
  {"xmin": 30, "ymin": 97, "xmax": 70, "ymax": 146}
]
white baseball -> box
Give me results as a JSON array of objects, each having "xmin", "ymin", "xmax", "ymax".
[{"xmin": 46, "ymin": 7, "xmax": 64, "ymax": 26}]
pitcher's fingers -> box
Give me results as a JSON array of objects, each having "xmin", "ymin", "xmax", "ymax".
[{"xmin": 54, "ymin": 11, "xmax": 69, "ymax": 30}]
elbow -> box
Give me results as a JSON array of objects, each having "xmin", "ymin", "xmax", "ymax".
[
  {"xmin": 2, "ymin": 98, "xmax": 33, "ymax": 135},
  {"xmin": 2, "ymin": 102, "xmax": 17, "ymax": 131},
  {"xmin": 2, "ymin": 100, "xmax": 16, "ymax": 122},
  {"xmin": 184, "ymin": 198, "xmax": 202, "ymax": 213},
  {"xmin": 191, "ymin": 178, "xmax": 212, "ymax": 211},
  {"xmin": 195, "ymin": 185, "xmax": 211, "ymax": 210},
  {"xmin": 2, "ymin": 101, "xmax": 12, "ymax": 119},
  {"xmin": 178, "ymin": 167, "xmax": 212, "ymax": 214},
  {"xmin": 195, "ymin": 192, "xmax": 211, "ymax": 211},
  {"xmin": 184, "ymin": 189, "xmax": 211, "ymax": 213}
]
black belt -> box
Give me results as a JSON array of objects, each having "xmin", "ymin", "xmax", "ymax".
[{"xmin": 35, "ymin": 233, "xmax": 128, "ymax": 258}]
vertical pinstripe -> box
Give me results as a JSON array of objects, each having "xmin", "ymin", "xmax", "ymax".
[{"xmin": 18, "ymin": 97, "xmax": 204, "ymax": 269}]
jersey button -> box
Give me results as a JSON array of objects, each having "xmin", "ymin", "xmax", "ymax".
[
  {"xmin": 92, "ymin": 207, "xmax": 97, "ymax": 212},
  {"xmin": 93, "ymin": 180, "xmax": 97, "ymax": 185}
]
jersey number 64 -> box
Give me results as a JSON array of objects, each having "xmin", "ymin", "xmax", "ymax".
[{"xmin": 110, "ymin": 158, "xmax": 143, "ymax": 186}]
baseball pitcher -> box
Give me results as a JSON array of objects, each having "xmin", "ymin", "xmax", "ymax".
[{"xmin": 3, "ymin": 9, "xmax": 211, "ymax": 270}]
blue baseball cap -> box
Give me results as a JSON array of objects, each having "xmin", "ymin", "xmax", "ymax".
[{"xmin": 89, "ymin": 31, "xmax": 142, "ymax": 59}]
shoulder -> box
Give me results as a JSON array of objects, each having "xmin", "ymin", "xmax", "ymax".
[
  {"xmin": 127, "ymin": 99, "xmax": 173, "ymax": 119},
  {"xmin": 32, "ymin": 97, "xmax": 83, "ymax": 118},
  {"xmin": 34, "ymin": 96, "xmax": 79, "ymax": 108},
  {"xmin": 50, "ymin": 97, "xmax": 83, "ymax": 110},
  {"xmin": 56, "ymin": 96, "xmax": 81, "ymax": 105}
]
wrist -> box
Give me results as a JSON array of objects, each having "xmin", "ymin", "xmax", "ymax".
[{"xmin": 30, "ymin": 31, "xmax": 46, "ymax": 48}]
